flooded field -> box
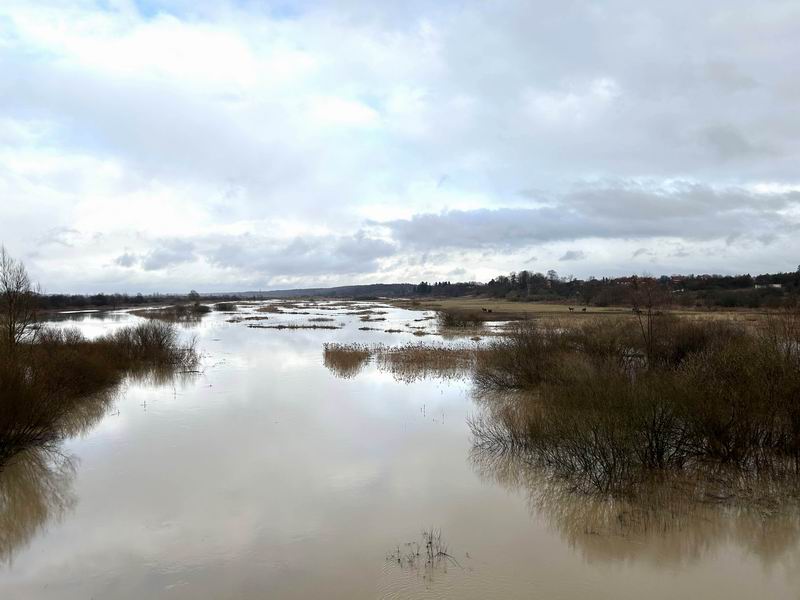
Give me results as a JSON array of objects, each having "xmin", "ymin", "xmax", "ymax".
[{"xmin": 1, "ymin": 301, "xmax": 799, "ymax": 599}]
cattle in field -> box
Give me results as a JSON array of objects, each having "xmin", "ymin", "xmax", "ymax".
[
  {"xmin": 582, "ymin": 307, "xmax": 586, "ymax": 312},
  {"xmin": 568, "ymin": 307, "xmax": 574, "ymax": 312}
]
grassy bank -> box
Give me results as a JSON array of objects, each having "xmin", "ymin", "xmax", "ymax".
[
  {"xmin": 390, "ymin": 297, "xmax": 773, "ymax": 326},
  {"xmin": 0, "ymin": 321, "xmax": 197, "ymax": 466}
]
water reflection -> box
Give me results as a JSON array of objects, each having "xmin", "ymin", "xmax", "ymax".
[
  {"xmin": 323, "ymin": 343, "xmax": 478, "ymax": 383},
  {"xmin": 470, "ymin": 411, "xmax": 800, "ymax": 566},
  {"xmin": 4, "ymin": 303, "xmax": 800, "ymax": 599},
  {"xmin": 0, "ymin": 449, "xmax": 77, "ymax": 565}
]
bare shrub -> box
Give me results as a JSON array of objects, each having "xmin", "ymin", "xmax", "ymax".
[
  {"xmin": 437, "ymin": 310, "xmax": 483, "ymax": 328},
  {"xmin": 472, "ymin": 313, "xmax": 800, "ymax": 493},
  {"xmin": 0, "ymin": 246, "xmax": 39, "ymax": 351},
  {"xmin": 0, "ymin": 321, "xmax": 197, "ymax": 466},
  {"xmin": 213, "ymin": 302, "xmax": 238, "ymax": 312}
]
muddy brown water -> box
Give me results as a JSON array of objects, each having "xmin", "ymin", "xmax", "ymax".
[{"xmin": 1, "ymin": 302, "xmax": 799, "ymax": 598}]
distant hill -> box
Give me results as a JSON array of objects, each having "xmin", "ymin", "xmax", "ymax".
[{"xmin": 237, "ymin": 283, "xmax": 417, "ymax": 299}]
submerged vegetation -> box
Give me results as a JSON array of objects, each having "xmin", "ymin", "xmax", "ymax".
[
  {"xmin": 323, "ymin": 343, "xmax": 479, "ymax": 382},
  {"xmin": 131, "ymin": 302, "xmax": 210, "ymax": 324},
  {"xmin": 471, "ymin": 308, "xmax": 800, "ymax": 497},
  {"xmin": 387, "ymin": 528, "xmax": 461, "ymax": 580},
  {"xmin": 323, "ymin": 343, "xmax": 371, "ymax": 378},
  {"xmin": 248, "ymin": 323, "xmax": 342, "ymax": 330}
]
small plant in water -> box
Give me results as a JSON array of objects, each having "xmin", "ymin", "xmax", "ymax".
[{"xmin": 386, "ymin": 529, "xmax": 461, "ymax": 581}]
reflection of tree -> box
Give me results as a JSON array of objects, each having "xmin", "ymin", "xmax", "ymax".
[
  {"xmin": 470, "ymin": 410, "xmax": 800, "ymax": 566},
  {"xmin": 0, "ymin": 385, "xmax": 129, "ymax": 565},
  {"xmin": 0, "ymin": 448, "xmax": 76, "ymax": 565}
]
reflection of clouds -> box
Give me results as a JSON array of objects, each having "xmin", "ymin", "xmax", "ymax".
[
  {"xmin": 470, "ymin": 424, "xmax": 800, "ymax": 567},
  {"xmin": 0, "ymin": 449, "xmax": 77, "ymax": 565}
]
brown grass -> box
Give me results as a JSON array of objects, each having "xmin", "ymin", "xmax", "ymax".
[
  {"xmin": 323, "ymin": 343, "xmax": 371, "ymax": 378},
  {"xmin": 247, "ymin": 323, "xmax": 342, "ymax": 330},
  {"xmin": 130, "ymin": 302, "xmax": 210, "ymax": 325},
  {"xmin": 323, "ymin": 342, "xmax": 481, "ymax": 382}
]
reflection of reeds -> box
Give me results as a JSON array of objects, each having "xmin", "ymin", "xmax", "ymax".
[
  {"xmin": 323, "ymin": 343, "xmax": 371, "ymax": 378},
  {"xmin": 323, "ymin": 343, "xmax": 479, "ymax": 383},
  {"xmin": 0, "ymin": 322, "xmax": 197, "ymax": 465},
  {"xmin": 374, "ymin": 344, "xmax": 476, "ymax": 383}
]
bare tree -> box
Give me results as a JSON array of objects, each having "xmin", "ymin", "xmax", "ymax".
[
  {"xmin": 0, "ymin": 246, "xmax": 39, "ymax": 351},
  {"xmin": 629, "ymin": 275, "xmax": 670, "ymax": 367}
]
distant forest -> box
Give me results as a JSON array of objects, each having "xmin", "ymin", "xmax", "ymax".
[
  {"xmin": 414, "ymin": 267, "xmax": 800, "ymax": 308},
  {"xmin": 34, "ymin": 267, "xmax": 800, "ymax": 311}
]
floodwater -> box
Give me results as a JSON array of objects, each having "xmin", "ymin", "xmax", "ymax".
[{"xmin": 1, "ymin": 302, "xmax": 799, "ymax": 599}]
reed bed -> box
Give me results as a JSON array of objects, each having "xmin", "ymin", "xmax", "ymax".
[
  {"xmin": 323, "ymin": 342, "xmax": 480, "ymax": 383},
  {"xmin": 322, "ymin": 343, "xmax": 371, "ymax": 378},
  {"xmin": 130, "ymin": 303, "xmax": 210, "ymax": 324},
  {"xmin": 248, "ymin": 324, "xmax": 341, "ymax": 330}
]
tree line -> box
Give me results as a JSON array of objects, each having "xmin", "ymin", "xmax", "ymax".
[{"xmin": 415, "ymin": 267, "xmax": 800, "ymax": 308}]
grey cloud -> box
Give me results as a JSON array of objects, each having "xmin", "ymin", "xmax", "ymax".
[
  {"xmin": 114, "ymin": 253, "xmax": 137, "ymax": 267},
  {"xmin": 141, "ymin": 240, "xmax": 196, "ymax": 271},
  {"xmin": 382, "ymin": 184, "xmax": 800, "ymax": 251},
  {"xmin": 559, "ymin": 250, "xmax": 586, "ymax": 262},
  {"xmin": 203, "ymin": 231, "xmax": 396, "ymax": 280},
  {"xmin": 701, "ymin": 124, "xmax": 761, "ymax": 160}
]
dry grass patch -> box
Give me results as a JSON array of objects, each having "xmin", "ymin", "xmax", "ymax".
[
  {"xmin": 131, "ymin": 303, "xmax": 210, "ymax": 325},
  {"xmin": 247, "ymin": 323, "xmax": 342, "ymax": 330},
  {"xmin": 323, "ymin": 343, "xmax": 371, "ymax": 378},
  {"xmin": 373, "ymin": 343, "xmax": 479, "ymax": 383}
]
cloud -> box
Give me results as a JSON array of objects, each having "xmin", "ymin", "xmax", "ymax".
[
  {"xmin": 559, "ymin": 250, "xmax": 586, "ymax": 261},
  {"xmin": 380, "ymin": 183, "xmax": 800, "ymax": 251},
  {"xmin": 141, "ymin": 240, "xmax": 196, "ymax": 271},
  {"xmin": 114, "ymin": 252, "xmax": 137, "ymax": 268},
  {"xmin": 1, "ymin": 1, "xmax": 800, "ymax": 291}
]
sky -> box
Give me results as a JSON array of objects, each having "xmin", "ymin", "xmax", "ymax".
[{"xmin": 1, "ymin": 0, "xmax": 799, "ymax": 293}]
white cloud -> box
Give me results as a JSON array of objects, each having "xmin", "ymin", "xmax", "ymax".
[{"xmin": 1, "ymin": 0, "xmax": 799, "ymax": 292}]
